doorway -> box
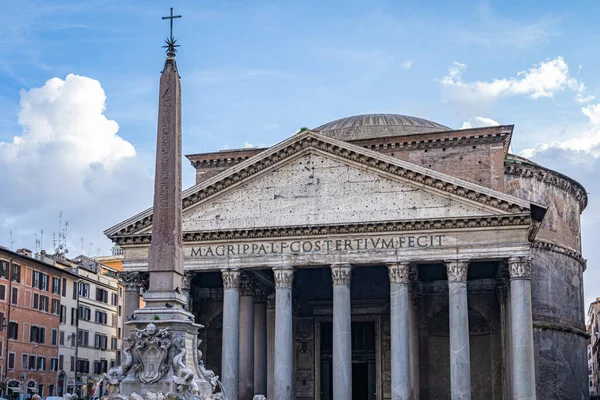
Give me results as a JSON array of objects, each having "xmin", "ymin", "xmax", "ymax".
[{"xmin": 319, "ymin": 321, "xmax": 377, "ymax": 399}]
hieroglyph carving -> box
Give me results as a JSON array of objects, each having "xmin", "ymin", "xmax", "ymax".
[
  {"xmin": 331, "ymin": 263, "xmax": 352, "ymax": 286},
  {"xmin": 388, "ymin": 262, "xmax": 410, "ymax": 284},
  {"xmin": 508, "ymin": 257, "xmax": 532, "ymax": 279},
  {"xmin": 446, "ymin": 260, "xmax": 469, "ymax": 283},
  {"xmin": 221, "ymin": 269, "xmax": 240, "ymax": 289},
  {"xmin": 273, "ymin": 267, "xmax": 294, "ymax": 288}
]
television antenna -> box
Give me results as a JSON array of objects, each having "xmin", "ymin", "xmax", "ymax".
[{"xmin": 9, "ymin": 230, "xmax": 14, "ymax": 251}]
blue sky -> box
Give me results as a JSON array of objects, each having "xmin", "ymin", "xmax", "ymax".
[{"xmin": 1, "ymin": 0, "xmax": 599, "ymax": 307}]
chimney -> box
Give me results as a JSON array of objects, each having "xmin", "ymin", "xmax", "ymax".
[{"xmin": 16, "ymin": 248, "xmax": 32, "ymax": 257}]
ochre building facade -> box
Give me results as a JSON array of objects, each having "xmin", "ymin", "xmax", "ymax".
[{"xmin": 106, "ymin": 114, "xmax": 588, "ymax": 399}]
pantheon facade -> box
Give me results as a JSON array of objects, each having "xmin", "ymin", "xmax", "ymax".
[{"xmin": 106, "ymin": 114, "xmax": 588, "ymax": 399}]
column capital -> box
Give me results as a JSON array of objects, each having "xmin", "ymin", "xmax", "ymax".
[
  {"xmin": 508, "ymin": 256, "xmax": 532, "ymax": 280},
  {"xmin": 266, "ymin": 293, "xmax": 276, "ymax": 309},
  {"xmin": 182, "ymin": 270, "xmax": 194, "ymax": 291},
  {"xmin": 331, "ymin": 263, "xmax": 352, "ymax": 286},
  {"xmin": 445, "ymin": 260, "xmax": 469, "ymax": 283},
  {"xmin": 119, "ymin": 271, "xmax": 144, "ymax": 291},
  {"xmin": 239, "ymin": 274, "xmax": 255, "ymax": 296},
  {"xmin": 387, "ymin": 262, "xmax": 411, "ymax": 284},
  {"xmin": 221, "ymin": 269, "xmax": 241, "ymax": 289},
  {"xmin": 273, "ymin": 267, "xmax": 294, "ymax": 288}
]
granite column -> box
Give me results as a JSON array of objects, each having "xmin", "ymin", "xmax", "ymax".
[
  {"xmin": 446, "ymin": 260, "xmax": 471, "ymax": 400},
  {"xmin": 331, "ymin": 263, "xmax": 352, "ymax": 400},
  {"xmin": 254, "ymin": 286, "xmax": 268, "ymax": 397},
  {"xmin": 388, "ymin": 262, "xmax": 411, "ymax": 400},
  {"xmin": 273, "ymin": 267, "xmax": 294, "ymax": 400},
  {"xmin": 266, "ymin": 294, "xmax": 276, "ymax": 400},
  {"xmin": 508, "ymin": 257, "xmax": 536, "ymax": 400},
  {"xmin": 221, "ymin": 269, "xmax": 241, "ymax": 400},
  {"xmin": 239, "ymin": 275, "xmax": 255, "ymax": 400}
]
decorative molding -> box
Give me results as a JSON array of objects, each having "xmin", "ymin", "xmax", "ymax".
[
  {"xmin": 108, "ymin": 132, "xmax": 531, "ymax": 238},
  {"xmin": 221, "ymin": 269, "xmax": 241, "ymax": 289},
  {"xmin": 445, "ymin": 260, "xmax": 469, "ymax": 283},
  {"xmin": 505, "ymin": 162, "xmax": 587, "ymax": 210},
  {"xmin": 239, "ymin": 274, "xmax": 255, "ymax": 296},
  {"xmin": 387, "ymin": 262, "xmax": 410, "ymax": 284},
  {"xmin": 531, "ymin": 240, "xmax": 587, "ymax": 270},
  {"xmin": 508, "ymin": 256, "xmax": 532, "ymax": 280},
  {"xmin": 533, "ymin": 321, "xmax": 590, "ymax": 339},
  {"xmin": 273, "ymin": 267, "xmax": 294, "ymax": 288},
  {"xmin": 331, "ymin": 263, "xmax": 352, "ymax": 286},
  {"xmin": 112, "ymin": 213, "xmax": 532, "ymax": 246}
]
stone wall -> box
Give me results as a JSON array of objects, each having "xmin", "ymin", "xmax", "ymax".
[{"xmin": 504, "ymin": 160, "xmax": 589, "ymax": 398}]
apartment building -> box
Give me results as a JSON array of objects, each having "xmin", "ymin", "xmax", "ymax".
[
  {"xmin": 589, "ymin": 297, "xmax": 600, "ymax": 399},
  {"xmin": 0, "ymin": 247, "xmax": 77, "ymax": 399}
]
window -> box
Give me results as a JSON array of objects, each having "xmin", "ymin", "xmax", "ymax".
[
  {"xmin": 38, "ymin": 295, "xmax": 48, "ymax": 312},
  {"xmin": 60, "ymin": 305, "xmax": 67, "ymax": 324},
  {"xmin": 70, "ymin": 356, "xmax": 75, "ymax": 372},
  {"xmin": 79, "ymin": 306, "xmax": 91, "ymax": 321},
  {"xmin": 22, "ymin": 354, "xmax": 28, "ymax": 370},
  {"xmin": 78, "ymin": 330, "xmax": 89, "ymax": 346},
  {"xmin": 118, "ymin": 327, "xmax": 121, "ymax": 339},
  {"xmin": 72, "ymin": 281, "xmax": 77, "ymax": 300},
  {"xmin": 52, "ymin": 277, "xmax": 61, "ymax": 294},
  {"xmin": 71, "ymin": 307, "xmax": 76, "ymax": 325},
  {"xmin": 37, "ymin": 357, "xmax": 45, "ymax": 371},
  {"xmin": 111, "ymin": 292, "xmax": 118, "ymax": 306},
  {"xmin": 12, "ymin": 264, "xmax": 20, "ymax": 283},
  {"xmin": 38, "ymin": 385, "xmax": 44, "ymax": 398},
  {"xmin": 11, "ymin": 287, "xmax": 18, "ymax": 305},
  {"xmin": 93, "ymin": 361, "xmax": 101, "ymax": 375},
  {"xmin": 94, "ymin": 333, "xmax": 108, "ymax": 350},
  {"xmin": 95, "ymin": 310, "xmax": 107, "ymax": 325},
  {"xmin": 77, "ymin": 359, "xmax": 90, "ymax": 374},
  {"xmin": 7, "ymin": 322, "xmax": 18, "ymax": 340},
  {"xmin": 110, "ymin": 359, "xmax": 115, "ymax": 369},
  {"xmin": 28, "ymin": 355, "xmax": 36, "ymax": 370},
  {"xmin": 0, "ymin": 285, "xmax": 5, "ymax": 300},
  {"xmin": 8, "ymin": 352, "xmax": 15, "ymax": 369},
  {"xmin": 33, "ymin": 293, "xmax": 39, "ymax": 309},
  {"xmin": 111, "ymin": 337, "xmax": 117, "ymax": 351},
  {"xmin": 41, "ymin": 273, "xmax": 49, "ymax": 291},
  {"xmin": 79, "ymin": 282, "xmax": 89, "ymax": 298},
  {"xmin": 51, "ymin": 299, "xmax": 59, "ymax": 314},
  {"xmin": 0, "ymin": 339, "xmax": 3, "ymax": 356},
  {"xmin": 50, "ymin": 358, "xmax": 58, "ymax": 371},
  {"xmin": 60, "ymin": 331, "xmax": 65, "ymax": 346},
  {"xmin": 96, "ymin": 288, "xmax": 108, "ymax": 303},
  {"xmin": 49, "ymin": 385, "xmax": 54, "ymax": 397},
  {"xmin": 59, "ymin": 355, "xmax": 64, "ymax": 370},
  {"xmin": 0, "ymin": 260, "xmax": 8, "ymax": 279},
  {"xmin": 101, "ymin": 359, "xmax": 108, "ymax": 373},
  {"xmin": 118, "ymin": 305, "xmax": 122, "ymax": 317},
  {"xmin": 51, "ymin": 329, "xmax": 57, "ymax": 346},
  {"xmin": 32, "ymin": 271, "xmax": 40, "ymax": 289},
  {"xmin": 62, "ymin": 278, "xmax": 67, "ymax": 296}
]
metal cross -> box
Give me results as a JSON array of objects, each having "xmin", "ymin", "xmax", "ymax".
[{"xmin": 162, "ymin": 7, "xmax": 182, "ymax": 42}]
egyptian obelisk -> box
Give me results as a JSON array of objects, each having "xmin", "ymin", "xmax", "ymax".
[{"xmin": 109, "ymin": 9, "xmax": 218, "ymax": 399}]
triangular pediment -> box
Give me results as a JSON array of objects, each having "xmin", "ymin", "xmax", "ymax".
[{"xmin": 105, "ymin": 131, "xmax": 539, "ymax": 239}]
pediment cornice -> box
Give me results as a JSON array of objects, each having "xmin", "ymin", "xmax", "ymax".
[
  {"xmin": 105, "ymin": 131, "xmax": 538, "ymax": 239},
  {"xmin": 111, "ymin": 213, "xmax": 532, "ymax": 246}
]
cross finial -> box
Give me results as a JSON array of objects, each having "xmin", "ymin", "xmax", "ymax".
[{"xmin": 162, "ymin": 7, "xmax": 182, "ymax": 58}]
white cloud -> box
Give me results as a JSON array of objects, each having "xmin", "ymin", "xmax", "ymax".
[
  {"xmin": 0, "ymin": 74, "xmax": 152, "ymax": 255},
  {"xmin": 520, "ymin": 103, "xmax": 600, "ymax": 158},
  {"xmin": 400, "ymin": 60, "xmax": 412, "ymax": 70},
  {"xmin": 441, "ymin": 57, "xmax": 593, "ymax": 102},
  {"xmin": 460, "ymin": 116, "xmax": 500, "ymax": 129},
  {"xmin": 244, "ymin": 142, "xmax": 256, "ymax": 148}
]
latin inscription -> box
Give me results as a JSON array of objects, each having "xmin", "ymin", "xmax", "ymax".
[{"xmin": 190, "ymin": 235, "xmax": 445, "ymax": 257}]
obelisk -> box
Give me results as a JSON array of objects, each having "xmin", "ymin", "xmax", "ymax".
[
  {"xmin": 111, "ymin": 9, "xmax": 217, "ymax": 399},
  {"xmin": 143, "ymin": 8, "xmax": 186, "ymax": 309}
]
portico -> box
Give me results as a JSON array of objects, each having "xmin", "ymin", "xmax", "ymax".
[{"xmin": 108, "ymin": 127, "xmax": 545, "ymax": 399}]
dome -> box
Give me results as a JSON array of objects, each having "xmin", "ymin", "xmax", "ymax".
[{"xmin": 313, "ymin": 113, "xmax": 450, "ymax": 141}]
